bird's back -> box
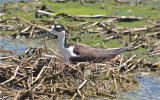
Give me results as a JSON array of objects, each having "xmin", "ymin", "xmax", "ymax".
[{"xmin": 70, "ymin": 44, "xmax": 132, "ymax": 62}]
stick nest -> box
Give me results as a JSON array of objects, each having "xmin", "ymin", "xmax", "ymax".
[{"xmin": 0, "ymin": 47, "xmax": 159, "ymax": 100}]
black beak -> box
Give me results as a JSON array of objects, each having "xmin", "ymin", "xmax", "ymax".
[{"xmin": 34, "ymin": 31, "xmax": 52, "ymax": 39}]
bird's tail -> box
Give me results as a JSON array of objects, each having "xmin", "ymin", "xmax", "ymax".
[{"xmin": 117, "ymin": 46, "xmax": 133, "ymax": 54}]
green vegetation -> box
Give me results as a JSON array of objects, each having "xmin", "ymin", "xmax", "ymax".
[{"xmin": 2, "ymin": 0, "xmax": 160, "ymax": 26}]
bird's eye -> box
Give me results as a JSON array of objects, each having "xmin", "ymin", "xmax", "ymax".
[{"xmin": 55, "ymin": 27, "xmax": 62, "ymax": 32}]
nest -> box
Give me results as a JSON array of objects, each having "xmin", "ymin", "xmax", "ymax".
[{"xmin": 0, "ymin": 47, "xmax": 159, "ymax": 100}]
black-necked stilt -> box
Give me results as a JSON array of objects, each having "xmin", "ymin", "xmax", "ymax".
[{"xmin": 36, "ymin": 24, "xmax": 132, "ymax": 63}]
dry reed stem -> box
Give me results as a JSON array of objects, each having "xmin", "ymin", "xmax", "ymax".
[
  {"xmin": 77, "ymin": 80, "xmax": 87, "ymax": 97},
  {"xmin": 0, "ymin": 66, "xmax": 19, "ymax": 85}
]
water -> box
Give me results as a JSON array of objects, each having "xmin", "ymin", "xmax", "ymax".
[
  {"xmin": 0, "ymin": 37, "xmax": 58, "ymax": 60},
  {"xmin": 118, "ymin": 74, "xmax": 160, "ymax": 100}
]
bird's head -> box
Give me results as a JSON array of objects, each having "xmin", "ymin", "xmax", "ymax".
[
  {"xmin": 51, "ymin": 24, "xmax": 66, "ymax": 37},
  {"xmin": 34, "ymin": 24, "xmax": 66, "ymax": 39}
]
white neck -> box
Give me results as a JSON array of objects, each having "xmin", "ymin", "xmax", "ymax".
[
  {"xmin": 57, "ymin": 33, "xmax": 70, "ymax": 63},
  {"xmin": 56, "ymin": 32, "xmax": 78, "ymax": 63},
  {"xmin": 58, "ymin": 34, "xmax": 66, "ymax": 49}
]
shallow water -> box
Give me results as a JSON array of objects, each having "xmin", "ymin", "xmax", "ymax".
[
  {"xmin": 118, "ymin": 74, "xmax": 160, "ymax": 100},
  {"xmin": 0, "ymin": 37, "xmax": 58, "ymax": 59}
]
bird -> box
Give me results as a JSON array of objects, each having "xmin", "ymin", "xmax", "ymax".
[{"xmin": 35, "ymin": 24, "xmax": 132, "ymax": 63}]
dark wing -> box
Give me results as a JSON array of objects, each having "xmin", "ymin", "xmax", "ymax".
[
  {"xmin": 71, "ymin": 44, "xmax": 132, "ymax": 62},
  {"xmin": 100, "ymin": 46, "xmax": 133, "ymax": 59}
]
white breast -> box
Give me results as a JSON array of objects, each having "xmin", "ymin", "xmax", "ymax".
[{"xmin": 59, "ymin": 45, "xmax": 78, "ymax": 63}]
